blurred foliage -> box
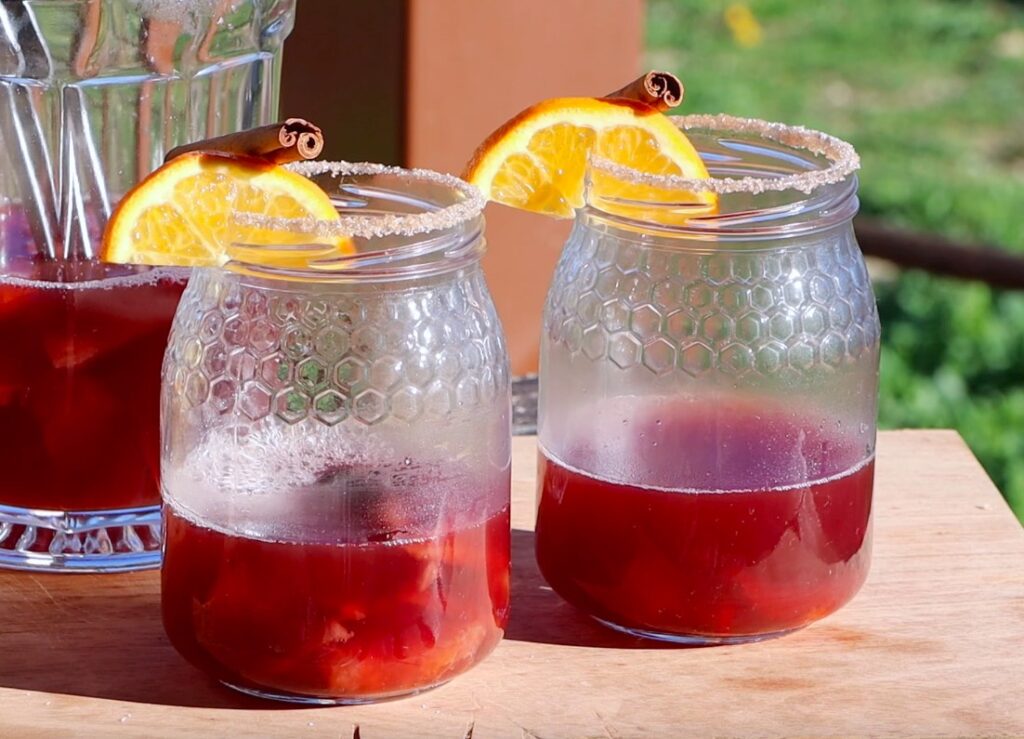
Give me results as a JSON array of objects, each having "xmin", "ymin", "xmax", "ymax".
[{"xmin": 648, "ymin": 0, "xmax": 1024, "ymax": 518}]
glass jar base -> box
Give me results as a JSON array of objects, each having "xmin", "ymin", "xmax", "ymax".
[
  {"xmin": 0, "ymin": 503, "xmax": 162, "ymax": 572},
  {"xmin": 592, "ymin": 616, "xmax": 802, "ymax": 646},
  {"xmin": 221, "ymin": 679, "xmax": 451, "ymax": 706}
]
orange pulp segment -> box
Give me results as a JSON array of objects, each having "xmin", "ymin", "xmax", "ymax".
[
  {"xmin": 463, "ymin": 97, "xmax": 717, "ymax": 221},
  {"xmin": 101, "ymin": 153, "xmax": 352, "ymax": 269}
]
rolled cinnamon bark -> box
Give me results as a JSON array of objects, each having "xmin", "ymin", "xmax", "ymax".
[
  {"xmin": 164, "ymin": 118, "xmax": 325, "ymax": 164},
  {"xmin": 606, "ymin": 71, "xmax": 684, "ymax": 111}
]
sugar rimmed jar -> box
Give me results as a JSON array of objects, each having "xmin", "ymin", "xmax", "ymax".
[
  {"xmin": 536, "ymin": 115, "xmax": 879, "ymax": 644},
  {"xmin": 161, "ymin": 162, "xmax": 511, "ymax": 703}
]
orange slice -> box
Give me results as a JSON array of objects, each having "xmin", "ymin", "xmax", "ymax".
[
  {"xmin": 463, "ymin": 97, "xmax": 717, "ymax": 220},
  {"xmin": 101, "ymin": 153, "xmax": 351, "ymax": 268}
]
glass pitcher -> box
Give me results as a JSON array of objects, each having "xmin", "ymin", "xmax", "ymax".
[
  {"xmin": 536, "ymin": 115, "xmax": 879, "ymax": 643},
  {"xmin": 0, "ymin": 0, "xmax": 295, "ymax": 571},
  {"xmin": 160, "ymin": 162, "xmax": 511, "ymax": 703}
]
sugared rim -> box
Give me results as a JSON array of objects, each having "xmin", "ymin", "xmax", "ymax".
[
  {"xmin": 233, "ymin": 161, "xmax": 486, "ymax": 239},
  {"xmin": 589, "ymin": 114, "xmax": 860, "ymax": 195}
]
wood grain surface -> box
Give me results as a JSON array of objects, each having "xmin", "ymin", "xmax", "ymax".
[{"xmin": 1, "ymin": 431, "xmax": 1022, "ymax": 737}]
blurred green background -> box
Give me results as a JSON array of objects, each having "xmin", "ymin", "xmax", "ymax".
[{"xmin": 647, "ymin": 0, "xmax": 1024, "ymax": 520}]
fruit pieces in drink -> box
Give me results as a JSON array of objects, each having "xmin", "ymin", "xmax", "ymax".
[
  {"xmin": 0, "ymin": 264, "xmax": 186, "ymax": 511},
  {"xmin": 535, "ymin": 403, "xmax": 874, "ymax": 640},
  {"xmin": 162, "ymin": 502, "xmax": 511, "ymax": 701}
]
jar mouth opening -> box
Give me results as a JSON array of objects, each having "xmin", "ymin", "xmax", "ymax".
[
  {"xmin": 228, "ymin": 161, "xmax": 486, "ymax": 282},
  {"xmin": 591, "ymin": 114, "xmax": 859, "ymax": 195},
  {"xmin": 586, "ymin": 115, "xmax": 860, "ymax": 238}
]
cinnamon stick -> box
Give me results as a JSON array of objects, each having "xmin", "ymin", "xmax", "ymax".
[
  {"xmin": 164, "ymin": 118, "xmax": 324, "ymax": 164},
  {"xmin": 606, "ymin": 70, "xmax": 684, "ymax": 111}
]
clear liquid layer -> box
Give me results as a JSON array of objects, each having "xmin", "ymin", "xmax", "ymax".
[{"xmin": 163, "ymin": 420, "xmax": 512, "ymax": 545}]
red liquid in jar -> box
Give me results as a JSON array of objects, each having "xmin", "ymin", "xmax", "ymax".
[
  {"xmin": 535, "ymin": 404, "xmax": 873, "ymax": 640},
  {"xmin": 162, "ymin": 498, "xmax": 511, "ymax": 701},
  {"xmin": 0, "ymin": 261, "xmax": 185, "ymax": 511}
]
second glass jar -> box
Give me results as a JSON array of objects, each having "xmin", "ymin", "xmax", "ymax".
[{"xmin": 536, "ymin": 116, "xmax": 880, "ymax": 644}]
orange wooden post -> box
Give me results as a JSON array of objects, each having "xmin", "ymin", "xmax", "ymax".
[
  {"xmin": 283, "ymin": 0, "xmax": 646, "ymax": 374},
  {"xmin": 281, "ymin": 1, "xmax": 406, "ymax": 164},
  {"xmin": 404, "ymin": 0, "xmax": 646, "ymax": 374}
]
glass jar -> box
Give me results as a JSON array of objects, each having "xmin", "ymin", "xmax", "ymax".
[
  {"xmin": 0, "ymin": 0, "xmax": 295, "ymax": 571},
  {"xmin": 536, "ymin": 115, "xmax": 878, "ymax": 644},
  {"xmin": 161, "ymin": 163, "xmax": 511, "ymax": 704}
]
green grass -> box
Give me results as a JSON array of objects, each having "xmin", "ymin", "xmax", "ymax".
[{"xmin": 647, "ymin": 0, "xmax": 1024, "ymax": 518}]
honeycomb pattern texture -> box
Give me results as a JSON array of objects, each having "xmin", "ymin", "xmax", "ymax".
[
  {"xmin": 545, "ymin": 225, "xmax": 880, "ymax": 378},
  {"xmin": 166, "ymin": 269, "xmax": 510, "ymax": 426}
]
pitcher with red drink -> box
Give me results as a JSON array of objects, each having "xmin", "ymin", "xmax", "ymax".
[
  {"xmin": 535, "ymin": 115, "xmax": 879, "ymax": 643},
  {"xmin": 0, "ymin": 0, "xmax": 295, "ymax": 571}
]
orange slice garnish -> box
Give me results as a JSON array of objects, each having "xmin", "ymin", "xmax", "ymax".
[
  {"xmin": 101, "ymin": 152, "xmax": 352, "ymax": 268},
  {"xmin": 463, "ymin": 97, "xmax": 717, "ymax": 220}
]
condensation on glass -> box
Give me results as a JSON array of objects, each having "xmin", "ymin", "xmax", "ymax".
[
  {"xmin": 0, "ymin": 1, "xmax": 295, "ymax": 572},
  {"xmin": 536, "ymin": 116, "xmax": 880, "ymax": 644}
]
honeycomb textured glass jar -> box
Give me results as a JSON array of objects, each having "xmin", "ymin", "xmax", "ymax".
[
  {"xmin": 161, "ymin": 164, "xmax": 512, "ymax": 704},
  {"xmin": 536, "ymin": 116, "xmax": 879, "ymax": 644}
]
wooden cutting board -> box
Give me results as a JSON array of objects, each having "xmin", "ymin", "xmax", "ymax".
[{"xmin": 1, "ymin": 431, "xmax": 1022, "ymax": 737}]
